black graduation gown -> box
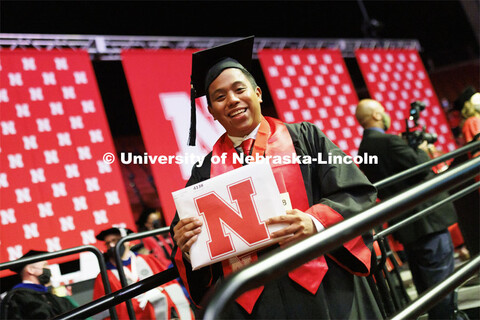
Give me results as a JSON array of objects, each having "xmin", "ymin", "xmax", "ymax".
[
  {"xmin": 0, "ymin": 286, "xmax": 76, "ymax": 320},
  {"xmin": 171, "ymin": 121, "xmax": 381, "ymax": 319}
]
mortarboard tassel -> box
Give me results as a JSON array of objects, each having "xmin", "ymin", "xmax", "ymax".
[{"xmin": 188, "ymin": 83, "xmax": 197, "ymax": 146}]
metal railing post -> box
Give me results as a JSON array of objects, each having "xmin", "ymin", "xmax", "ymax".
[
  {"xmin": 113, "ymin": 226, "xmax": 171, "ymax": 320},
  {"xmin": 373, "ymin": 181, "xmax": 480, "ymax": 240},
  {"xmin": 52, "ymin": 268, "xmax": 179, "ymax": 320},
  {"xmin": 390, "ymin": 255, "xmax": 480, "ymax": 320}
]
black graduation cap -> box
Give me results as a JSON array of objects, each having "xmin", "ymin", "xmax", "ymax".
[
  {"xmin": 189, "ymin": 36, "xmax": 255, "ymax": 146},
  {"xmin": 454, "ymin": 86, "xmax": 477, "ymax": 110},
  {"xmin": 9, "ymin": 250, "xmax": 48, "ymax": 273},
  {"xmin": 95, "ymin": 227, "xmax": 134, "ymax": 241}
]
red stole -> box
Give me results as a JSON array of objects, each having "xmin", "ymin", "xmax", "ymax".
[{"xmin": 211, "ymin": 116, "xmax": 329, "ymax": 313}]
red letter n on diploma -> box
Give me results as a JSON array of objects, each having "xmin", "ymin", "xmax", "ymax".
[{"xmin": 194, "ymin": 178, "xmax": 270, "ymax": 260}]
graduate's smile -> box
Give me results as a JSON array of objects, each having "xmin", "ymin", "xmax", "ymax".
[
  {"xmin": 228, "ymin": 108, "xmax": 248, "ymax": 118},
  {"xmin": 208, "ymin": 68, "xmax": 263, "ymax": 137}
]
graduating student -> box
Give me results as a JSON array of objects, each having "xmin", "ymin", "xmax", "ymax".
[{"xmin": 170, "ymin": 36, "xmax": 380, "ymax": 319}]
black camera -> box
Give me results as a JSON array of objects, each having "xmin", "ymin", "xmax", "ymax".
[{"xmin": 402, "ymin": 101, "xmax": 438, "ymax": 149}]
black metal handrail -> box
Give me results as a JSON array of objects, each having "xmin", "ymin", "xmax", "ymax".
[
  {"xmin": 373, "ymin": 180, "xmax": 480, "ymax": 240},
  {"xmin": 367, "ymin": 142, "xmax": 480, "ymax": 314},
  {"xmin": 113, "ymin": 226, "xmax": 171, "ymax": 320},
  {"xmin": 53, "ymin": 268, "xmax": 179, "ymax": 320},
  {"xmin": 391, "ymin": 255, "xmax": 480, "ymax": 320},
  {"xmin": 0, "ymin": 245, "xmax": 118, "ymax": 320},
  {"xmin": 49, "ymin": 154, "xmax": 480, "ymax": 320},
  {"xmin": 373, "ymin": 140, "xmax": 480, "ymax": 190},
  {"xmin": 202, "ymin": 156, "xmax": 480, "ymax": 319}
]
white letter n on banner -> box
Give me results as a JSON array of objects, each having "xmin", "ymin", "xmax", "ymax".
[{"xmin": 160, "ymin": 92, "xmax": 224, "ymax": 180}]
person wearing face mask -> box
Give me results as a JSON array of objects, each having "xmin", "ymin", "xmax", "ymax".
[
  {"xmin": 356, "ymin": 99, "xmax": 459, "ymax": 319},
  {"xmin": 92, "ymin": 227, "xmax": 194, "ymax": 320},
  {"xmin": 0, "ymin": 250, "xmax": 76, "ymax": 319},
  {"xmin": 136, "ymin": 207, "xmax": 174, "ymax": 269}
]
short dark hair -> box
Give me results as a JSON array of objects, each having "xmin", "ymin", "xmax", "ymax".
[
  {"xmin": 136, "ymin": 207, "xmax": 157, "ymax": 228},
  {"xmin": 206, "ymin": 68, "xmax": 258, "ymax": 106}
]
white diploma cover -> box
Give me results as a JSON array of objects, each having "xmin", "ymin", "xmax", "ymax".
[{"xmin": 172, "ymin": 162, "xmax": 287, "ymax": 270}]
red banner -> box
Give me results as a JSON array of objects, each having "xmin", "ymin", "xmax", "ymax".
[
  {"xmin": 258, "ymin": 49, "xmax": 361, "ymax": 156},
  {"xmin": 355, "ymin": 49, "xmax": 457, "ymax": 152},
  {"xmin": 121, "ymin": 50, "xmax": 224, "ymax": 223},
  {"xmin": 0, "ymin": 50, "xmax": 135, "ymax": 269}
]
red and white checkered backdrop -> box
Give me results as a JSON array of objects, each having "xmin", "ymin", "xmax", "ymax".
[
  {"xmin": 0, "ymin": 50, "xmax": 135, "ymax": 270},
  {"xmin": 355, "ymin": 48, "xmax": 457, "ymax": 152},
  {"xmin": 258, "ymin": 49, "xmax": 363, "ymax": 156},
  {"xmin": 258, "ymin": 48, "xmax": 456, "ymax": 155}
]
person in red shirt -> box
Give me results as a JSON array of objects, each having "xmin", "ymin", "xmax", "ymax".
[
  {"xmin": 92, "ymin": 227, "xmax": 193, "ymax": 320},
  {"xmin": 461, "ymin": 91, "xmax": 480, "ymax": 149}
]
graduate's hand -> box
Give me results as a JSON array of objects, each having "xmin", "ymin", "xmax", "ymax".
[
  {"xmin": 266, "ymin": 209, "xmax": 316, "ymax": 246},
  {"xmin": 173, "ymin": 217, "xmax": 203, "ymax": 253}
]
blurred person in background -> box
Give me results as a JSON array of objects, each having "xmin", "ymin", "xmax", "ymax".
[
  {"xmin": 461, "ymin": 90, "xmax": 480, "ymax": 147},
  {"xmin": 0, "ymin": 250, "xmax": 76, "ymax": 320},
  {"xmin": 136, "ymin": 207, "xmax": 174, "ymax": 269},
  {"xmin": 92, "ymin": 227, "xmax": 193, "ymax": 320},
  {"xmin": 356, "ymin": 98, "xmax": 460, "ymax": 320}
]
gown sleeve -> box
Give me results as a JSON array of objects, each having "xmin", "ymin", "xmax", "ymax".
[{"xmin": 287, "ymin": 122, "xmax": 377, "ymax": 275}]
